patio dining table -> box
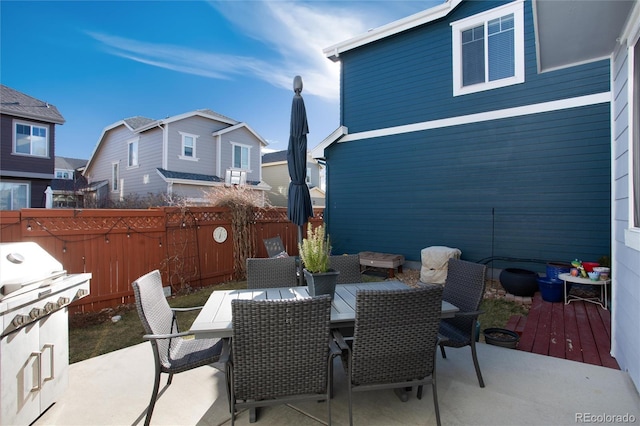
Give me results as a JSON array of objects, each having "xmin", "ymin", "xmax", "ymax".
[{"xmin": 190, "ymin": 281, "xmax": 459, "ymax": 339}]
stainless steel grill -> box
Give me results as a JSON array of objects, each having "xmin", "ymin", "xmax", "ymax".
[{"xmin": 0, "ymin": 242, "xmax": 91, "ymax": 426}]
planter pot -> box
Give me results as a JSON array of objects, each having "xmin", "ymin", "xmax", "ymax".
[
  {"xmin": 537, "ymin": 277, "xmax": 565, "ymax": 303},
  {"xmin": 483, "ymin": 328, "xmax": 520, "ymax": 349},
  {"xmin": 304, "ymin": 269, "xmax": 339, "ymax": 299},
  {"xmin": 499, "ymin": 268, "xmax": 539, "ymax": 297},
  {"xmin": 546, "ymin": 262, "xmax": 572, "ymax": 281}
]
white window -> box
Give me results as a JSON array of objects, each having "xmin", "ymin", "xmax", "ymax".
[
  {"xmin": 306, "ymin": 167, "xmax": 312, "ymax": 184},
  {"xmin": 14, "ymin": 121, "xmax": 48, "ymax": 157},
  {"xmin": 0, "ymin": 181, "xmax": 29, "ymax": 210},
  {"xmin": 112, "ymin": 162, "xmax": 119, "ymax": 192},
  {"xmin": 55, "ymin": 170, "xmax": 71, "ymax": 179},
  {"xmin": 128, "ymin": 138, "xmax": 139, "ymax": 167},
  {"xmin": 232, "ymin": 143, "xmax": 250, "ymax": 169},
  {"xmin": 179, "ymin": 132, "xmax": 199, "ymax": 161},
  {"xmin": 451, "ymin": 0, "xmax": 524, "ymax": 96}
]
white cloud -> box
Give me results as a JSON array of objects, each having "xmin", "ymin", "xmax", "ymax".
[{"xmin": 86, "ymin": 1, "xmax": 434, "ymax": 101}]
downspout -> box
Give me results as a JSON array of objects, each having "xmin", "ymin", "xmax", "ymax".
[{"xmin": 158, "ymin": 123, "xmax": 168, "ymax": 171}]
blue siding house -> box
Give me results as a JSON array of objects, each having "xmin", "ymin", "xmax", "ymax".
[{"xmin": 314, "ymin": 0, "xmax": 639, "ymax": 394}]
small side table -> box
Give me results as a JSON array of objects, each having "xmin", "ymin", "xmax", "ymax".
[{"xmin": 558, "ymin": 273, "xmax": 610, "ymax": 310}]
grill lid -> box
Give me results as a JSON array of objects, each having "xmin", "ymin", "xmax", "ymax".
[{"xmin": 0, "ymin": 242, "xmax": 66, "ymax": 299}]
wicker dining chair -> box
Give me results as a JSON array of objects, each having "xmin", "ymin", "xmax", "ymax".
[
  {"xmin": 329, "ymin": 254, "xmax": 362, "ymax": 284},
  {"xmin": 438, "ymin": 258, "xmax": 487, "ymax": 388},
  {"xmin": 132, "ymin": 270, "xmax": 225, "ymax": 426},
  {"xmin": 335, "ymin": 285, "xmax": 444, "ymax": 426},
  {"xmin": 226, "ymin": 296, "xmax": 340, "ymax": 425},
  {"xmin": 246, "ymin": 256, "xmax": 298, "ymax": 288}
]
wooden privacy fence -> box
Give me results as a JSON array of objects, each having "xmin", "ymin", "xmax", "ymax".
[{"xmin": 0, "ymin": 207, "xmax": 323, "ymax": 314}]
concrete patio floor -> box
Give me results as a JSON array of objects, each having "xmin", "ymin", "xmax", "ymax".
[{"xmin": 35, "ymin": 342, "xmax": 639, "ymax": 426}]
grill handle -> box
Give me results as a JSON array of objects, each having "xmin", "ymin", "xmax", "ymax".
[
  {"xmin": 30, "ymin": 351, "xmax": 42, "ymax": 392},
  {"xmin": 42, "ymin": 343, "xmax": 55, "ymax": 381}
]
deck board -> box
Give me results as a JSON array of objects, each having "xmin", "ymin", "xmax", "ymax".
[{"xmin": 504, "ymin": 293, "xmax": 618, "ymax": 369}]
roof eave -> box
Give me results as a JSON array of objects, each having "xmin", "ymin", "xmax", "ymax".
[{"xmin": 323, "ymin": 0, "xmax": 461, "ymax": 61}]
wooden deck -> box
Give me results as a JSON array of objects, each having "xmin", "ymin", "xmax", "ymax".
[{"xmin": 505, "ymin": 293, "xmax": 619, "ymax": 369}]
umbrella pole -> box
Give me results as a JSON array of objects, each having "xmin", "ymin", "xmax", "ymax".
[{"xmin": 298, "ymin": 225, "xmax": 304, "ymax": 286}]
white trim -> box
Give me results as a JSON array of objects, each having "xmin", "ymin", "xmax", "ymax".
[
  {"xmin": 324, "ymin": 0, "xmax": 462, "ymax": 61},
  {"xmin": 231, "ymin": 141, "xmax": 251, "ymax": 170},
  {"xmin": 626, "ymin": 27, "xmax": 640, "ymax": 249},
  {"xmin": 212, "ymin": 122, "xmax": 268, "ymax": 146},
  {"xmin": 340, "ymin": 92, "xmax": 611, "ymax": 143},
  {"xmin": 127, "ymin": 137, "xmax": 140, "ymax": 168},
  {"xmin": 12, "ymin": 119, "xmax": 50, "ymax": 157},
  {"xmin": 451, "ymin": 0, "xmax": 525, "ymax": 96},
  {"xmin": 179, "ymin": 131, "xmax": 199, "ymax": 161}
]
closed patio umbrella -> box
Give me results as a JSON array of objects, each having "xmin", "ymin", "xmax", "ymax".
[{"xmin": 287, "ymin": 76, "xmax": 313, "ymax": 284}]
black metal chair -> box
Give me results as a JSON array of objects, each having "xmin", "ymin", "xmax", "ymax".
[
  {"xmin": 226, "ymin": 296, "xmax": 340, "ymax": 425},
  {"xmin": 329, "ymin": 254, "xmax": 362, "ymax": 284},
  {"xmin": 131, "ymin": 269, "xmax": 224, "ymax": 426},
  {"xmin": 246, "ymin": 257, "xmax": 298, "ymax": 288},
  {"xmin": 335, "ymin": 286, "xmax": 444, "ymax": 426},
  {"xmin": 438, "ymin": 258, "xmax": 487, "ymax": 387}
]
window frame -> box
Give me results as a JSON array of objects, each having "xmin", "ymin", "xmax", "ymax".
[
  {"xmin": 13, "ymin": 120, "xmax": 49, "ymax": 157},
  {"xmin": 0, "ymin": 181, "xmax": 30, "ymax": 210},
  {"xmin": 451, "ymin": 0, "xmax": 525, "ymax": 97},
  {"xmin": 128, "ymin": 138, "xmax": 139, "ymax": 168},
  {"xmin": 179, "ymin": 132, "xmax": 199, "ymax": 161},
  {"xmin": 111, "ymin": 161, "xmax": 120, "ymax": 193},
  {"xmin": 231, "ymin": 142, "xmax": 251, "ymax": 170}
]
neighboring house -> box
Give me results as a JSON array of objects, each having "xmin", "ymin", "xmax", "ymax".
[
  {"xmin": 83, "ymin": 109, "xmax": 271, "ymax": 206},
  {"xmin": 314, "ymin": 0, "xmax": 638, "ymax": 392},
  {"xmin": 49, "ymin": 156, "xmax": 88, "ymax": 208},
  {"xmin": 0, "ymin": 85, "xmax": 65, "ymax": 209},
  {"xmin": 261, "ymin": 149, "xmax": 325, "ymax": 207}
]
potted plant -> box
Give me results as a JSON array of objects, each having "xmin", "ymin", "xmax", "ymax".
[{"xmin": 298, "ymin": 223, "xmax": 339, "ymax": 298}]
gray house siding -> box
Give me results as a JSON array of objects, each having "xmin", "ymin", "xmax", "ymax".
[
  {"xmin": 324, "ymin": 0, "xmax": 611, "ymax": 273},
  {"xmin": 341, "ymin": 1, "xmax": 609, "ymax": 134},
  {"xmin": 220, "ymin": 127, "xmax": 262, "ymax": 183},
  {"xmin": 165, "ymin": 116, "xmax": 224, "ymax": 176},
  {"xmin": 611, "ymin": 38, "xmax": 640, "ymax": 393}
]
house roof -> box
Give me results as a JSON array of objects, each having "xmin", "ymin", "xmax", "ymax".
[
  {"xmin": 86, "ymin": 108, "xmax": 244, "ymax": 173},
  {"xmin": 211, "ymin": 122, "xmax": 268, "ymax": 147},
  {"xmin": 262, "ymin": 150, "xmax": 288, "ymax": 164},
  {"xmin": 324, "ymin": 0, "xmax": 461, "ymax": 61},
  {"xmin": 0, "ymin": 85, "xmax": 65, "ymax": 124},
  {"xmin": 55, "ymin": 156, "xmax": 87, "ymax": 171},
  {"xmin": 156, "ymin": 168, "xmax": 262, "ymax": 187}
]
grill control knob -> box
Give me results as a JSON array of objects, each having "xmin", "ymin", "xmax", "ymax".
[
  {"xmin": 44, "ymin": 302, "xmax": 57, "ymax": 313},
  {"xmin": 12, "ymin": 315, "xmax": 29, "ymax": 327},
  {"xmin": 29, "ymin": 308, "xmax": 43, "ymax": 320},
  {"xmin": 57, "ymin": 296, "xmax": 70, "ymax": 307},
  {"xmin": 76, "ymin": 288, "xmax": 88, "ymax": 298}
]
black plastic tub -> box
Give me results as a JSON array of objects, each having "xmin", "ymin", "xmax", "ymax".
[{"xmin": 483, "ymin": 328, "xmax": 520, "ymax": 349}]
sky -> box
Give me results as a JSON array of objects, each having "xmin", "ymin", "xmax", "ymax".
[{"xmin": 1, "ymin": 0, "xmax": 442, "ymax": 160}]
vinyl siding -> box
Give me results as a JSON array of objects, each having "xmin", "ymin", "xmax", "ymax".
[
  {"xmin": 340, "ymin": 0, "xmax": 609, "ymax": 134},
  {"xmin": 165, "ymin": 116, "xmax": 224, "ymax": 176},
  {"xmin": 325, "ymin": 103, "xmax": 611, "ymax": 272},
  {"xmin": 611, "ymin": 41, "xmax": 640, "ymax": 391},
  {"xmin": 125, "ymin": 128, "xmax": 164, "ymax": 196},
  {"xmin": 219, "ymin": 127, "xmax": 262, "ymax": 183}
]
